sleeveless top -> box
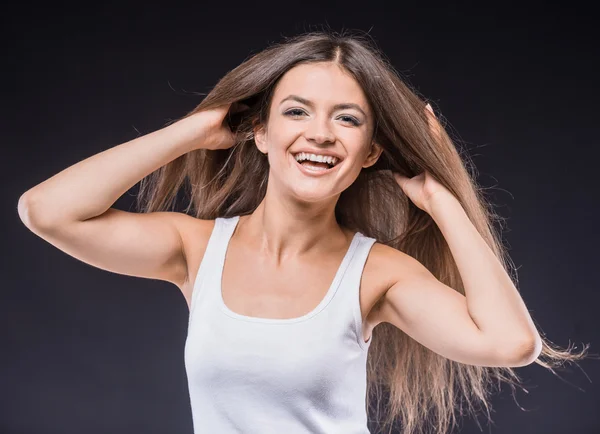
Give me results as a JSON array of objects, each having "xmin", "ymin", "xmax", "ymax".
[{"xmin": 184, "ymin": 215, "xmax": 377, "ymax": 433}]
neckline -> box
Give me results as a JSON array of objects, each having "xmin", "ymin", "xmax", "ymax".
[{"xmin": 217, "ymin": 215, "xmax": 362, "ymax": 324}]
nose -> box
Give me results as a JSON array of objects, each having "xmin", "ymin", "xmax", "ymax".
[{"xmin": 305, "ymin": 117, "xmax": 336, "ymax": 145}]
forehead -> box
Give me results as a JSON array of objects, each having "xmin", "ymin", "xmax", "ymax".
[{"xmin": 273, "ymin": 62, "xmax": 370, "ymax": 112}]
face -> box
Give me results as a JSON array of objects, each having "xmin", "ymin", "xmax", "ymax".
[{"xmin": 254, "ymin": 62, "xmax": 383, "ymax": 203}]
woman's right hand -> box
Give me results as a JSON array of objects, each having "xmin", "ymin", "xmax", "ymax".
[{"xmin": 187, "ymin": 102, "xmax": 249, "ymax": 151}]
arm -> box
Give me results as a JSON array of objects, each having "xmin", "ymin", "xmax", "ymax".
[
  {"xmin": 381, "ymin": 105, "xmax": 542, "ymax": 367},
  {"xmin": 431, "ymin": 194, "xmax": 542, "ymax": 361},
  {"xmin": 19, "ymin": 112, "xmax": 208, "ymax": 226},
  {"xmin": 17, "ymin": 106, "xmax": 234, "ymax": 289},
  {"xmin": 375, "ymin": 194, "xmax": 542, "ymax": 368}
]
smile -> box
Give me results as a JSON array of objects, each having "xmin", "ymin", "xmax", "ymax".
[{"xmin": 291, "ymin": 152, "xmax": 343, "ymax": 176}]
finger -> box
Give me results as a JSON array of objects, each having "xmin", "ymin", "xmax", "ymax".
[
  {"xmin": 424, "ymin": 104, "xmax": 441, "ymax": 139},
  {"xmin": 425, "ymin": 103, "xmax": 434, "ymax": 116},
  {"xmin": 393, "ymin": 172, "xmax": 408, "ymax": 187}
]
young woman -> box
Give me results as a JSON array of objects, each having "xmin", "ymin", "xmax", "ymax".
[{"xmin": 18, "ymin": 31, "xmax": 588, "ymax": 434}]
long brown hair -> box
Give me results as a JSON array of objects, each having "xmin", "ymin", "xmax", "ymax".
[{"xmin": 136, "ymin": 30, "xmax": 591, "ymax": 434}]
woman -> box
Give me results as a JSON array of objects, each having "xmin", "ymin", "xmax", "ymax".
[{"xmin": 18, "ymin": 31, "xmax": 588, "ymax": 434}]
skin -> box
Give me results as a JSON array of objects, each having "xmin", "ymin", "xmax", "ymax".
[{"xmin": 20, "ymin": 61, "xmax": 541, "ymax": 368}]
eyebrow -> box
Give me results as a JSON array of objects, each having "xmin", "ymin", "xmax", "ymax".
[{"xmin": 278, "ymin": 94, "xmax": 368, "ymax": 118}]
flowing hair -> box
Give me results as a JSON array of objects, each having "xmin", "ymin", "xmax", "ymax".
[{"xmin": 136, "ymin": 30, "xmax": 591, "ymax": 434}]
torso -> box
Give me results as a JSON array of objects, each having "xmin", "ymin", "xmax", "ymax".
[{"xmin": 179, "ymin": 216, "xmax": 393, "ymax": 343}]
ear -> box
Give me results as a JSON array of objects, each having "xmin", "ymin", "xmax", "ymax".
[
  {"xmin": 253, "ymin": 121, "xmax": 268, "ymax": 155},
  {"xmin": 362, "ymin": 141, "xmax": 383, "ymax": 168}
]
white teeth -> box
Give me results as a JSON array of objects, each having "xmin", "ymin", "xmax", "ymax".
[{"xmin": 293, "ymin": 152, "xmax": 339, "ymax": 166}]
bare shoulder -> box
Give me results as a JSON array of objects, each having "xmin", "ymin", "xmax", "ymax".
[
  {"xmin": 369, "ymin": 241, "xmax": 428, "ymax": 280},
  {"xmin": 171, "ymin": 215, "xmax": 216, "ymax": 305},
  {"xmin": 363, "ymin": 241, "xmax": 428, "ymax": 326}
]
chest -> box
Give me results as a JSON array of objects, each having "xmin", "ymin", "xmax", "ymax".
[
  {"xmin": 221, "ymin": 245, "xmax": 345, "ymax": 320},
  {"xmin": 184, "ymin": 236, "xmax": 389, "ymax": 342}
]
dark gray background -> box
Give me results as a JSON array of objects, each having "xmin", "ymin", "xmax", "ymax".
[{"xmin": 3, "ymin": 2, "xmax": 599, "ymax": 433}]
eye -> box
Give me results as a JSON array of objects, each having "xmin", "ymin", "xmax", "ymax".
[
  {"xmin": 284, "ymin": 108, "xmax": 306, "ymax": 118},
  {"xmin": 338, "ymin": 115, "xmax": 361, "ymax": 126}
]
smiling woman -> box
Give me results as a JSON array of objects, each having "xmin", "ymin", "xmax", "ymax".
[
  {"xmin": 19, "ymin": 29, "xmax": 591, "ymax": 434},
  {"xmin": 136, "ymin": 32, "xmax": 588, "ymax": 434},
  {"xmin": 248, "ymin": 61, "xmax": 382, "ymax": 202}
]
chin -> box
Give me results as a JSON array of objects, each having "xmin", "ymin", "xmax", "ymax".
[{"xmin": 286, "ymin": 182, "xmax": 341, "ymax": 204}]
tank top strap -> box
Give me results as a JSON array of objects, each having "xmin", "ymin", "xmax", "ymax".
[
  {"xmin": 329, "ymin": 232, "xmax": 377, "ymax": 350},
  {"xmin": 346, "ymin": 233, "xmax": 377, "ymax": 276},
  {"xmin": 188, "ymin": 215, "xmax": 240, "ymax": 318}
]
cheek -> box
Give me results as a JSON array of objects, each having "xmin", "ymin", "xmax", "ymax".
[{"xmin": 268, "ymin": 131, "xmax": 301, "ymax": 154}]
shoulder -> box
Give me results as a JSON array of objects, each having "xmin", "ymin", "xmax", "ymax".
[
  {"xmin": 363, "ymin": 241, "xmax": 430, "ymax": 320},
  {"xmin": 367, "ymin": 241, "xmax": 424, "ymax": 287}
]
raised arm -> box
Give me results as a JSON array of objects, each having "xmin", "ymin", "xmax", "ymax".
[{"xmin": 17, "ymin": 103, "xmax": 237, "ymax": 291}]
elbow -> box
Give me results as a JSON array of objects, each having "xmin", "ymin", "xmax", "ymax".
[
  {"xmin": 18, "ymin": 192, "xmax": 56, "ymax": 230},
  {"xmin": 17, "ymin": 193, "xmax": 35, "ymax": 228},
  {"xmin": 504, "ymin": 335, "xmax": 543, "ymax": 367}
]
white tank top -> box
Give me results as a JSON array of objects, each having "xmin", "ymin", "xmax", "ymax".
[{"xmin": 184, "ymin": 215, "xmax": 376, "ymax": 433}]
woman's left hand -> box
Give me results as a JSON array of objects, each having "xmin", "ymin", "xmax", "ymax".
[
  {"xmin": 393, "ymin": 103, "xmax": 454, "ymax": 213},
  {"xmin": 393, "ymin": 170, "xmax": 453, "ymax": 214}
]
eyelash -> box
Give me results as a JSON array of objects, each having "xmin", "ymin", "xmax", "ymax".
[{"xmin": 283, "ymin": 108, "xmax": 361, "ymax": 127}]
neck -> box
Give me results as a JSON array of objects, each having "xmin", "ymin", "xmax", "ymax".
[{"xmin": 240, "ymin": 188, "xmax": 348, "ymax": 265}]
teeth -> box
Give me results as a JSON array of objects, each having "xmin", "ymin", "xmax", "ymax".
[{"xmin": 293, "ymin": 152, "xmax": 339, "ymax": 166}]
